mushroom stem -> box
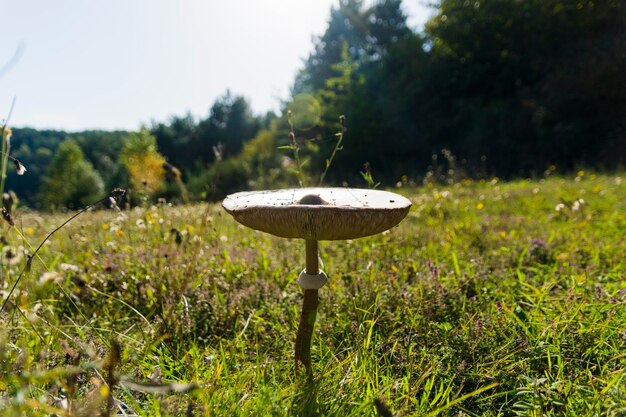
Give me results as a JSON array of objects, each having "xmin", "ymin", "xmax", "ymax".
[
  {"xmin": 295, "ymin": 239, "xmax": 320, "ymax": 376},
  {"xmin": 305, "ymin": 239, "xmax": 319, "ymax": 273}
]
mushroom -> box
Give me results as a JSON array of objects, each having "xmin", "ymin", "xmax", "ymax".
[{"xmin": 222, "ymin": 187, "xmax": 411, "ymax": 375}]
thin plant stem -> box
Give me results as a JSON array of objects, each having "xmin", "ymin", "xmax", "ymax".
[
  {"xmin": 0, "ymin": 97, "xmax": 16, "ymax": 196},
  {"xmin": 288, "ymin": 112, "xmax": 306, "ymax": 188},
  {"xmin": 1, "ymin": 135, "xmax": 8, "ymax": 198},
  {"xmin": 13, "ymin": 219, "xmax": 106, "ymax": 338},
  {"xmin": 13, "ymin": 304, "xmax": 46, "ymax": 343},
  {"xmin": 0, "ymin": 151, "xmax": 25, "ymax": 164},
  {"xmin": 12, "ymin": 225, "xmax": 50, "ymax": 271},
  {"xmin": 318, "ymin": 115, "xmax": 346, "ymax": 187}
]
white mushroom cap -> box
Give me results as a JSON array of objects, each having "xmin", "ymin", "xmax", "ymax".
[{"xmin": 222, "ymin": 188, "xmax": 412, "ymax": 240}]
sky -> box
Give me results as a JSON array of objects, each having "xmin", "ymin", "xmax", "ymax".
[{"xmin": 1, "ymin": 1, "xmax": 433, "ymax": 131}]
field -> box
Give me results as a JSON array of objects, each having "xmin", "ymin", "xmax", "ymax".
[{"xmin": 1, "ymin": 174, "xmax": 625, "ymax": 416}]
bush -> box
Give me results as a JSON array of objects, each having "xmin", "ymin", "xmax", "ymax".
[{"xmin": 38, "ymin": 139, "xmax": 104, "ymax": 210}]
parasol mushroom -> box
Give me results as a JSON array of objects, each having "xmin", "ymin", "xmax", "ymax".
[{"xmin": 222, "ymin": 187, "xmax": 411, "ymax": 376}]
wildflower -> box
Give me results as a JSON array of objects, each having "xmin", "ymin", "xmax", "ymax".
[
  {"xmin": 555, "ymin": 203, "xmax": 565, "ymax": 212},
  {"xmin": 595, "ymin": 284, "xmax": 603, "ymax": 297},
  {"xmin": 39, "ymin": 271, "xmax": 61, "ymax": 285},
  {"xmin": 60, "ymin": 263, "xmax": 80, "ymax": 273},
  {"xmin": 474, "ymin": 317, "xmax": 483, "ymax": 334},
  {"xmin": 2, "ymin": 245, "xmax": 24, "ymax": 266},
  {"xmin": 14, "ymin": 159, "xmax": 26, "ymax": 175}
]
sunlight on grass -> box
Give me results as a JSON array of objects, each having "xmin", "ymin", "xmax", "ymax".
[{"xmin": 0, "ymin": 174, "xmax": 625, "ymax": 415}]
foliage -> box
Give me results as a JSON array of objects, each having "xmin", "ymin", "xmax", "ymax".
[
  {"xmin": 0, "ymin": 175, "xmax": 625, "ymax": 415},
  {"xmin": 187, "ymin": 156, "xmax": 249, "ymax": 201},
  {"xmin": 38, "ymin": 139, "xmax": 104, "ymax": 210},
  {"xmin": 287, "ymin": 0, "xmax": 626, "ymax": 184},
  {"xmin": 151, "ymin": 91, "xmax": 260, "ymax": 173},
  {"xmin": 9, "ymin": 91, "xmax": 261, "ymax": 206},
  {"xmin": 8, "ymin": 129, "xmax": 127, "ymax": 205},
  {"xmin": 120, "ymin": 129, "xmax": 166, "ymax": 199},
  {"xmin": 418, "ymin": 0, "xmax": 626, "ymax": 175},
  {"xmin": 239, "ymin": 121, "xmax": 288, "ymax": 189},
  {"xmin": 7, "ymin": 0, "xmax": 626, "ymax": 205},
  {"xmin": 290, "ymin": 0, "xmax": 417, "ymax": 185}
]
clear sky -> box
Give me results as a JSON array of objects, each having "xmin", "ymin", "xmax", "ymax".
[{"xmin": 1, "ymin": 1, "xmax": 432, "ymax": 131}]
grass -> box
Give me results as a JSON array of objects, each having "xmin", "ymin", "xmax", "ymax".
[{"xmin": 0, "ymin": 173, "xmax": 625, "ymax": 416}]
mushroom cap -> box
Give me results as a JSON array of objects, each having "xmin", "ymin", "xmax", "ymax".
[{"xmin": 222, "ymin": 188, "xmax": 412, "ymax": 240}]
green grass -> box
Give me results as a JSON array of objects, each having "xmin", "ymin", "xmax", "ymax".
[{"xmin": 1, "ymin": 173, "xmax": 625, "ymax": 416}]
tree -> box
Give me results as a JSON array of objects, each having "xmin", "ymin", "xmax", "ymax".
[
  {"xmin": 199, "ymin": 91, "xmax": 260, "ymax": 158},
  {"xmin": 151, "ymin": 113, "xmax": 198, "ymax": 172},
  {"xmin": 421, "ymin": 0, "xmax": 626, "ymax": 174},
  {"xmin": 290, "ymin": 0, "xmax": 418, "ymax": 185},
  {"xmin": 293, "ymin": 0, "xmax": 410, "ymax": 94},
  {"xmin": 39, "ymin": 140, "xmax": 104, "ymax": 210},
  {"xmin": 293, "ymin": 0, "xmax": 366, "ymax": 95},
  {"xmin": 120, "ymin": 129, "xmax": 166, "ymax": 197}
]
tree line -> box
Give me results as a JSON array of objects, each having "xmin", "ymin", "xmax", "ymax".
[{"xmin": 7, "ymin": 0, "xmax": 626, "ymax": 209}]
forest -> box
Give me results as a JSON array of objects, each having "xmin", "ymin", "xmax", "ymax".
[{"xmin": 7, "ymin": 0, "xmax": 626, "ymax": 208}]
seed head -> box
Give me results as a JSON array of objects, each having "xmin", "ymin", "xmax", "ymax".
[
  {"xmin": 107, "ymin": 196, "xmax": 121, "ymax": 211},
  {"xmin": 162, "ymin": 162, "xmax": 181, "ymax": 180},
  {"xmin": 1, "ymin": 207, "xmax": 14, "ymax": 226},
  {"xmin": 14, "ymin": 159, "xmax": 27, "ymax": 175},
  {"xmin": 3, "ymin": 127, "xmax": 12, "ymax": 144},
  {"xmin": 111, "ymin": 188, "xmax": 126, "ymax": 199}
]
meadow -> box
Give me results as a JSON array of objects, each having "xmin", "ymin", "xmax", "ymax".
[{"xmin": 1, "ymin": 173, "xmax": 625, "ymax": 416}]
